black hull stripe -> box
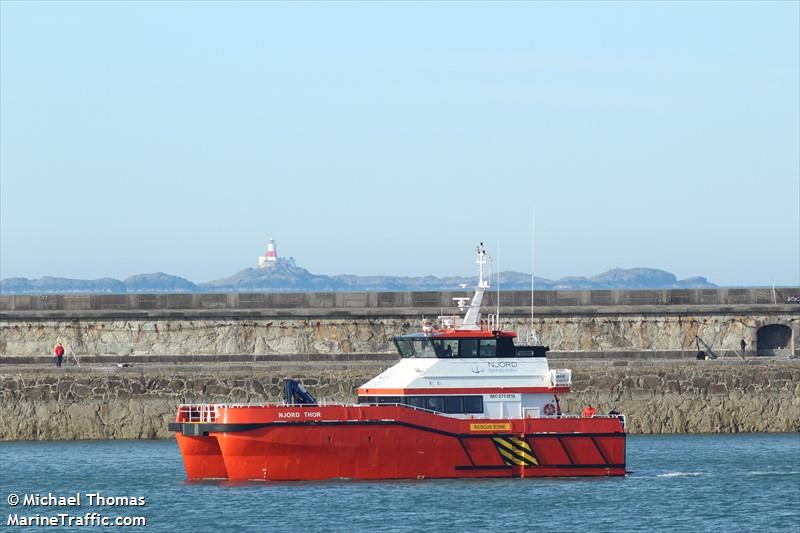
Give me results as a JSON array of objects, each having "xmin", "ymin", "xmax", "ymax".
[
  {"xmin": 591, "ymin": 436, "xmax": 611, "ymax": 464},
  {"xmin": 456, "ymin": 464, "xmax": 625, "ymax": 470},
  {"xmin": 457, "ymin": 438, "xmax": 476, "ymax": 466},
  {"xmin": 455, "ymin": 465, "xmax": 512, "ymax": 471},
  {"xmin": 557, "ymin": 436, "xmax": 575, "ymax": 465}
]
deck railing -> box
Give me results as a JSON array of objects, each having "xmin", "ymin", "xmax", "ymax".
[
  {"xmin": 176, "ymin": 402, "xmax": 626, "ymax": 429},
  {"xmin": 176, "ymin": 404, "xmax": 220, "ymax": 423}
]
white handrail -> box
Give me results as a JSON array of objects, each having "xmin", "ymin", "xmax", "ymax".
[
  {"xmin": 177, "ymin": 404, "xmax": 220, "ymax": 423},
  {"xmin": 177, "ymin": 402, "xmax": 626, "ymax": 424}
]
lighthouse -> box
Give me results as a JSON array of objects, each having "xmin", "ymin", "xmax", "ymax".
[{"xmin": 258, "ymin": 239, "xmax": 278, "ymax": 269}]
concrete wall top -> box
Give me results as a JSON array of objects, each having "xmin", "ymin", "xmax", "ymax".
[{"xmin": 1, "ymin": 287, "xmax": 798, "ymax": 312}]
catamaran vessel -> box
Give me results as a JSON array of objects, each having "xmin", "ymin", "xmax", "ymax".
[{"xmin": 170, "ymin": 245, "xmax": 626, "ymax": 480}]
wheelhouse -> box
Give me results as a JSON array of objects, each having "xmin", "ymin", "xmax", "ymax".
[{"xmin": 393, "ymin": 332, "xmax": 548, "ymax": 359}]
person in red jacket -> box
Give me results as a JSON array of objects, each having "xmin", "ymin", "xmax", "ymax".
[
  {"xmin": 582, "ymin": 404, "xmax": 596, "ymax": 418},
  {"xmin": 54, "ymin": 342, "xmax": 65, "ymax": 368}
]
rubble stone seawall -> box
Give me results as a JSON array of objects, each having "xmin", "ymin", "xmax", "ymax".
[{"xmin": 1, "ymin": 359, "xmax": 797, "ymax": 440}]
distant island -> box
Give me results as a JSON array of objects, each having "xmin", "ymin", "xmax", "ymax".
[{"xmin": 0, "ymin": 258, "xmax": 717, "ymax": 294}]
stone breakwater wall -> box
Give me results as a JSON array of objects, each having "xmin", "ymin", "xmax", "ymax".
[
  {"xmin": 0, "ymin": 360, "xmax": 797, "ymax": 440},
  {"xmin": 1, "ymin": 311, "xmax": 797, "ymax": 362},
  {"xmin": 2, "ymin": 288, "xmax": 797, "ymax": 362}
]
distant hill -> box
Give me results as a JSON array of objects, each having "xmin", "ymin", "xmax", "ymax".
[
  {"xmin": 0, "ymin": 258, "xmax": 717, "ymax": 294},
  {"xmin": 0, "ymin": 276, "xmax": 127, "ymax": 294},
  {"xmin": 123, "ymin": 273, "xmax": 200, "ymax": 293},
  {"xmin": 558, "ymin": 268, "xmax": 712, "ymax": 290},
  {"xmin": 202, "ymin": 259, "xmax": 347, "ymax": 292},
  {"xmin": 1, "ymin": 273, "xmax": 198, "ymax": 294}
]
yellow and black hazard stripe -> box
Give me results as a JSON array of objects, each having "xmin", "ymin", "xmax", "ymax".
[{"xmin": 492, "ymin": 436, "xmax": 539, "ymax": 467}]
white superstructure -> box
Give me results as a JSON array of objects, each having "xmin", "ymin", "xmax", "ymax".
[{"xmin": 356, "ymin": 244, "xmax": 571, "ymax": 421}]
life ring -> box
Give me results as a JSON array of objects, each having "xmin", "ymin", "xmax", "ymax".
[{"xmin": 543, "ymin": 403, "xmax": 556, "ymax": 416}]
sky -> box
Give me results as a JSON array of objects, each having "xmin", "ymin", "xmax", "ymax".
[{"xmin": 1, "ymin": 1, "xmax": 798, "ymax": 286}]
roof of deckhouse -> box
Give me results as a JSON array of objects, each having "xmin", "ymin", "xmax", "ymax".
[{"xmin": 396, "ymin": 330, "xmax": 517, "ymax": 339}]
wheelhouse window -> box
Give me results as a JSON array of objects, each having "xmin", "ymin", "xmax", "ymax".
[
  {"xmin": 496, "ymin": 337, "xmax": 516, "ymax": 357},
  {"xmin": 432, "ymin": 339, "xmax": 459, "ymax": 358},
  {"xmin": 479, "ymin": 339, "xmax": 496, "ymax": 357},
  {"xmin": 395, "ymin": 338, "xmax": 437, "ymax": 358},
  {"xmin": 458, "ymin": 339, "xmax": 479, "ymax": 358},
  {"xmin": 395, "ymin": 335, "xmax": 531, "ymax": 358}
]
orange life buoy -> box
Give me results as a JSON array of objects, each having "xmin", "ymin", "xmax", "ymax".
[{"xmin": 543, "ymin": 403, "xmax": 556, "ymax": 416}]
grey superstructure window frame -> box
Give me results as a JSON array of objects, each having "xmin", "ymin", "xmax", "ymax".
[{"xmin": 357, "ymin": 395, "xmax": 484, "ymax": 414}]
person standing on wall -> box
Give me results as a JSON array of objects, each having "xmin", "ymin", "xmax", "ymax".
[
  {"xmin": 740, "ymin": 338, "xmax": 747, "ymax": 357},
  {"xmin": 54, "ymin": 342, "xmax": 65, "ymax": 368}
]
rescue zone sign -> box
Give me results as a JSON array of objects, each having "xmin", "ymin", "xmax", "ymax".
[{"xmin": 469, "ymin": 422, "xmax": 511, "ymax": 432}]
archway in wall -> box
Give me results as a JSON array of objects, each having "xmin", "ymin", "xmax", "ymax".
[{"xmin": 756, "ymin": 324, "xmax": 792, "ymax": 356}]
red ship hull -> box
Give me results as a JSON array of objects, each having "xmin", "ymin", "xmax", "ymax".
[{"xmin": 172, "ymin": 405, "xmax": 626, "ymax": 481}]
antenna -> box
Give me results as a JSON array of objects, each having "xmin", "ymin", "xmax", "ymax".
[
  {"xmin": 476, "ymin": 242, "xmax": 488, "ymax": 288},
  {"xmin": 531, "ymin": 212, "xmax": 535, "ymax": 333},
  {"xmin": 496, "ymin": 241, "xmax": 500, "ymax": 331},
  {"xmin": 528, "ymin": 211, "xmax": 540, "ymax": 346}
]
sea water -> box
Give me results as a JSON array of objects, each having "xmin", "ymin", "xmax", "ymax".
[{"xmin": 1, "ymin": 434, "xmax": 798, "ymax": 532}]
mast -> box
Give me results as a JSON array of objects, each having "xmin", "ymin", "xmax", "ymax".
[
  {"xmin": 496, "ymin": 241, "xmax": 500, "ymax": 331},
  {"xmin": 461, "ymin": 243, "xmax": 489, "ymax": 330},
  {"xmin": 528, "ymin": 214, "xmax": 540, "ymax": 345}
]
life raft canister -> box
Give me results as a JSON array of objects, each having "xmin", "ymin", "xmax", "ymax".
[{"xmin": 543, "ymin": 403, "xmax": 556, "ymax": 416}]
